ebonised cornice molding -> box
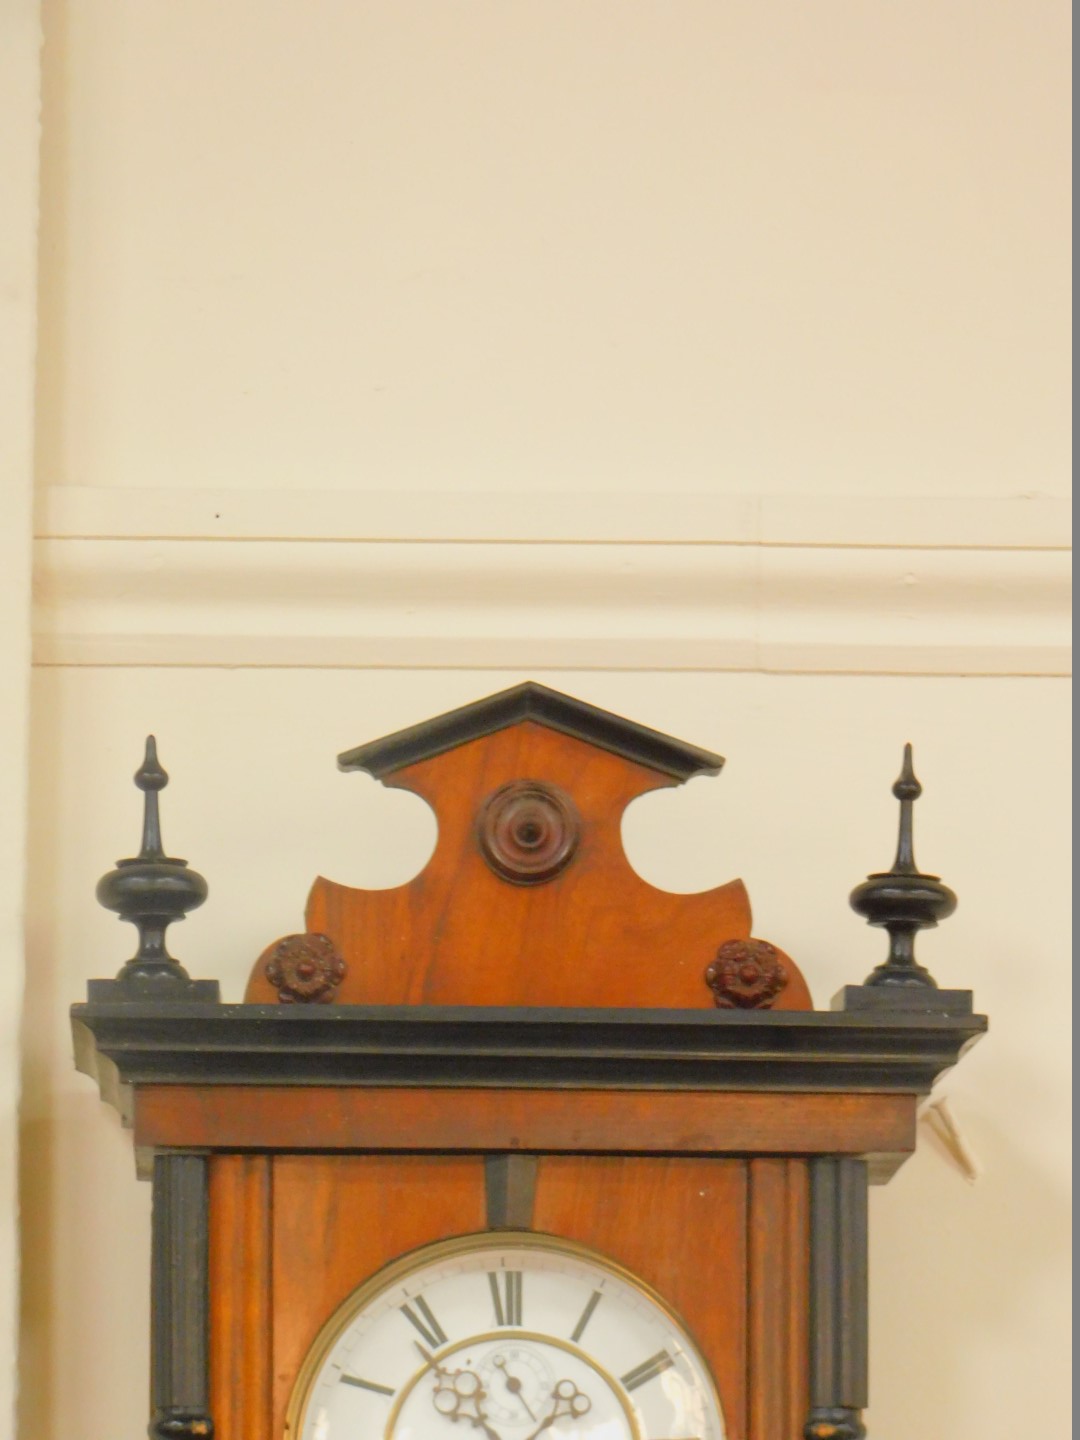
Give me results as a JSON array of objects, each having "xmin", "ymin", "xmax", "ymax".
[{"xmin": 73, "ymin": 1002, "xmax": 987, "ymax": 1123}]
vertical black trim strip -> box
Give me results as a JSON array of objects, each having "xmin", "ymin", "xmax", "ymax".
[
  {"xmin": 808, "ymin": 1160, "xmax": 839, "ymax": 1408},
  {"xmin": 838, "ymin": 1159, "xmax": 869, "ymax": 1405},
  {"xmin": 149, "ymin": 1154, "xmax": 214, "ymax": 1438},
  {"xmin": 805, "ymin": 1158, "xmax": 868, "ymax": 1440},
  {"xmin": 484, "ymin": 1154, "xmax": 538, "ymax": 1229}
]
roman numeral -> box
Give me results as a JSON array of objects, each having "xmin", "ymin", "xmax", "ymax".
[
  {"xmin": 489, "ymin": 1269, "xmax": 523, "ymax": 1326},
  {"xmin": 621, "ymin": 1350, "xmax": 675, "ymax": 1392},
  {"xmin": 570, "ymin": 1290, "xmax": 602, "ymax": 1343},
  {"xmin": 340, "ymin": 1375, "xmax": 395, "ymax": 1397},
  {"xmin": 400, "ymin": 1295, "xmax": 448, "ymax": 1349}
]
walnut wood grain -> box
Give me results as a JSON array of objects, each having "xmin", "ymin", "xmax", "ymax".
[
  {"xmin": 533, "ymin": 1156, "xmax": 749, "ymax": 1440},
  {"xmin": 265, "ymin": 1154, "xmax": 749, "ymax": 1440},
  {"xmin": 244, "ymin": 723, "xmax": 813, "ymax": 1010},
  {"xmin": 271, "ymin": 1155, "xmax": 487, "ymax": 1437},
  {"xmin": 208, "ymin": 1155, "xmax": 272, "ymax": 1439},
  {"xmin": 748, "ymin": 1159, "xmax": 809, "ymax": 1440},
  {"xmin": 135, "ymin": 1087, "xmax": 916, "ymax": 1167}
]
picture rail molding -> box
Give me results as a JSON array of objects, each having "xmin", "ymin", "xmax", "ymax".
[{"xmin": 32, "ymin": 489, "xmax": 1071, "ymax": 677}]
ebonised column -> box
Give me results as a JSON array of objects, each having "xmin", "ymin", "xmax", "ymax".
[
  {"xmin": 804, "ymin": 1157, "xmax": 868, "ymax": 1440},
  {"xmin": 149, "ymin": 1154, "xmax": 213, "ymax": 1438}
]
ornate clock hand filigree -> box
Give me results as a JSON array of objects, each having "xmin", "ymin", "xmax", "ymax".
[
  {"xmin": 417, "ymin": 1342, "xmax": 505, "ymax": 1440},
  {"xmin": 522, "ymin": 1378, "xmax": 591, "ymax": 1440},
  {"xmin": 493, "ymin": 1355, "xmax": 538, "ymax": 1422}
]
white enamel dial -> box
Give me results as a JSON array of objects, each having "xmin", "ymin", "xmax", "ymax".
[{"xmin": 288, "ymin": 1232, "xmax": 725, "ymax": 1440}]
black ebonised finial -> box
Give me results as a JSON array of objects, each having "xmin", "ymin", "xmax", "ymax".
[
  {"xmin": 890, "ymin": 743, "xmax": 921, "ymax": 873},
  {"xmin": 848, "ymin": 745, "xmax": 957, "ymax": 989},
  {"xmin": 134, "ymin": 735, "xmax": 168, "ymax": 861},
  {"xmin": 90, "ymin": 738, "xmax": 218, "ymax": 1003}
]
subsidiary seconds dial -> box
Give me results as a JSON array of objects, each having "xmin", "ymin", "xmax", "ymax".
[{"xmin": 287, "ymin": 1232, "xmax": 726, "ymax": 1440}]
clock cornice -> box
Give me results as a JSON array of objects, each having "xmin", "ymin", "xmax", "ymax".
[{"xmin": 71, "ymin": 1001, "xmax": 985, "ymax": 1111}]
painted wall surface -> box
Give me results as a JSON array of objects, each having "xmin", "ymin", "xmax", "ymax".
[
  {"xmin": 20, "ymin": 4, "xmax": 1071, "ymax": 1440},
  {"xmin": 2, "ymin": 2, "xmax": 41, "ymax": 1435},
  {"xmin": 36, "ymin": 1, "xmax": 1069, "ymax": 499}
]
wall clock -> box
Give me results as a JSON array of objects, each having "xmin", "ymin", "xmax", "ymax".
[
  {"xmin": 287, "ymin": 1230, "xmax": 725, "ymax": 1440},
  {"xmin": 71, "ymin": 682, "xmax": 985, "ymax": 1440}
]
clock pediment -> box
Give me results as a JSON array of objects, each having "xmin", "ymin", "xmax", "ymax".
[
  {"xmin": 245, "ymin": 685, "xmax": 813, "ymax": 1009},
  {"xmin": 336, "ymin": 681, "xmax": 725, "ymax": 782}
]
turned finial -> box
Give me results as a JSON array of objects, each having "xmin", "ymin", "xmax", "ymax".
[
  {"xmin": 848, "ymin": 746, "xmax": 957, "ymax": 989},
  {"xmin": 134, "ymin": 735, "xmax": 168, "ymax": 861},
  {"xmin": 90, "ymin": 738, "xmax": 217, "ymax": 1003}
]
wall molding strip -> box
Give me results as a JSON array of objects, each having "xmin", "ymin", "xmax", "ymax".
[
  {"xmin": 32, "ymin": 490, "xmax": 1071, "ymax": 676},
  {"xmin": 35, "ymin": 487, "xmax": 1071, "ymax": 550}
]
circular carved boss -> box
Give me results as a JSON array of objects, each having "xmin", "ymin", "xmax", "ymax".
[
  {"xmin": 477, "ymin": 780, "xmax": 581, "ymax": 885},
  {"xmin": 264, "ymin": 933, "xmax": 346, "ymax": 1004},
  {"xmin": 705, "ymin": 938, "xmax": 789, "ymax": 1010}
]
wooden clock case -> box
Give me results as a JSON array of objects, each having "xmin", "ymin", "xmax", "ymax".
[{"xmin": 72, "ymin": 683, "xmax": 985, "ymax": 1440}]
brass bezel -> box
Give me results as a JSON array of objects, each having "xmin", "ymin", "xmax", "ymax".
[{"xmin": 284, "ymin": 1229, "xmax": 725, "ymax": 1440}]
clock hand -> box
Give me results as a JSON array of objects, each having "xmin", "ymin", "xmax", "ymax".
[
  {"xmin": 493, "ymin": 1355, "xmax": 538, "ymax": 1422},
  {"xmin": 522, "ymin": 1378, "xmax": 591, "ymax": 1440},
  {"xmin": 470, "ymin": 1409, "xmax": 506, "ymax": 1440},
  {"xmin": 423, "ymin": 1349, "xmax": 505, "ymax": 1440},
  {"xmin": 459, "ymin": 1380, "xmax": 505, "ymax": 1440}
]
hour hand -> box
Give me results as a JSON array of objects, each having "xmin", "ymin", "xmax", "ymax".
[{"xmin": 427, "ymin": 1355, "xmax": 504, "ymax": 1440}]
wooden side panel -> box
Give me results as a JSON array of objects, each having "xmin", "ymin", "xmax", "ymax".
[
  {"xmin": 747, "ymin": 1159, "xmax": 809, "ymax": 1440},
  {"xmin": 208, "ymin": 1155, "xmax": 273, "ymax": 1439},
  {"xmin": 533, "ymin": 1156, "xmax": 749, "ymax": 1440},
  {"xmin": 271, "ymin": 1155, "xmax": 487, "ymax": 1438}
]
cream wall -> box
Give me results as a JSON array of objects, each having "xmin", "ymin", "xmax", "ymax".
[
  {"xmin": 19, "ymin": 4, "xmax": 1071, "ymax": 1439},
  {"xmin": 35, "ymin": 0, "xmax": 1069, "ymax": 501},
  {"xmin": 2, "ymin": 2, "xmax": 41, "ymax": 1436}
]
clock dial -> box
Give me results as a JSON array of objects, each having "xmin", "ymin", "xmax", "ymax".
[{"xmin": 287, "ymin": 1231, "xmax": 725, "ymax": 1440}]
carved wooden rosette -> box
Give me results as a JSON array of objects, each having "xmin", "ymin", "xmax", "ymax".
[
  {"xmin": 706, "ymin": 939, "xmax": 791, "ymax": 1010},
  {"xmin": 262, "ymin": 933, "xmax": 346, "ymax": 1004}
]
